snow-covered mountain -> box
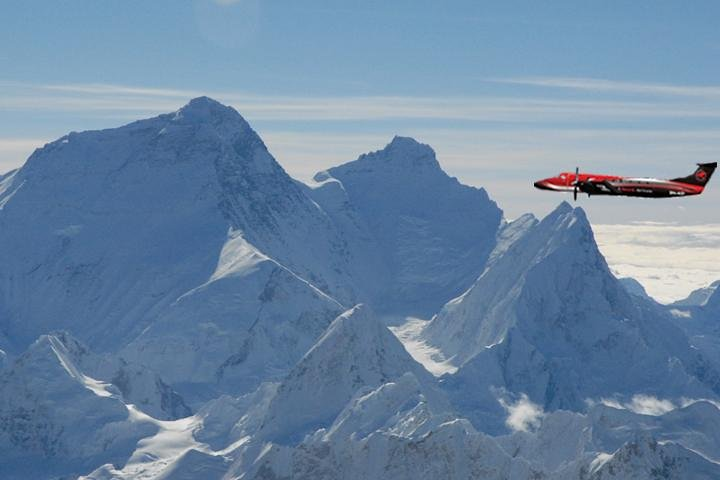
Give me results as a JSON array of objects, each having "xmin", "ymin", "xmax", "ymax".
[
  {"xmin": 312, "ymin": 136, "xmax": 502, "ymax": 315},
  {"xmin": 667, "ymin": 280, "xmax": 720, "ymax": 383},
  {"xmin": 188, "ymin": 304, "xmax": 446, "ymax": 451},
  {"xmin": 0, "ymin": 98, "xmax": 502, "ymax": 405},
  {"xmin": 87, "ymin": 305, "xmax": 720, "ymax": 480},
  {"xmin": 422, "ymin": 202, "xmax": 720, "ymax": 430},
  {"xmin": 0, "ymin": 333, "xmax": 162, "ymax": 479},
  {"xmin": 250, "ymin": 304, "xmax": 445, "ymax": 444},
  {"xmin": 2, "ymin": 98, "xmax": 720, "ymax": 480},
  {"xmin": 0, "ymin": 97, "xmax": 359, "ymax": 355},
  {"xmin": 242, "ymin": 400, "xmax": 720, "ymax": 480},
  {"xmin": 121, "ymin": 234, "xmax": 344, "ymax": 405}
]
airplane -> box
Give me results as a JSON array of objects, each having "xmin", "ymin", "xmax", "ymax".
[{"xmin": 534, "ymin": 162, "xmax": 717, "ymax": 200}]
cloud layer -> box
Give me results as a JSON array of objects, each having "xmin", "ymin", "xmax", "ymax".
[{"xmin": 594, "ymin": 222, "xmax": 720, "ymax": 303}]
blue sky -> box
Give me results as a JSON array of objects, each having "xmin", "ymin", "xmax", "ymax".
[{"xmin": 2, "ymin": 0, "xmax": 720, "ymax": 224}]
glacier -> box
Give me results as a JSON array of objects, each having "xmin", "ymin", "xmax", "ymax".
[{"xmin": 0, "ymin": 97, "xmax": 718, "ymax": 479}]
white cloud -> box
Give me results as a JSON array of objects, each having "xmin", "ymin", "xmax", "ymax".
[
  {"xmin": 626, "ymin": 395, "xmax": 676, "ymax": 416},
  {"xmin": 489, "ymin": 76, "xmax": 720, "ymax": 99},
  {"xmin": 599, "ymin": 394, "xmax": 676, "ymax": 416},
  {"xmin": 499, "ymin": 393, "xmax": 545, "ymax": 432},
  {"xmin": 38, "ymin": 82, "xmax": 205, "ymax": 98},
  {"xmin": 594, "ymin": 223, "xmax": 720, "ymax": 303},
  {"xmin": 3, "ymin": 81, "xmax": 720, "ymax": 122}
]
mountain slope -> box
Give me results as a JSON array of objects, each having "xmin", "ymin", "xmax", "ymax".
[
  {"xmin": 619, "ymin": 277, "xmax": 654, "ymax": 302},
  {"xmin": 582, "ymin": 436, "xmax": 720, "ymax": 480},
  {"xmin": 0, "ymin": 97, "xmax": 358, "ymax": 352},
  {"xmin": 313, "ymin": 136, "xmax": 502, "ymax": 315},
  {"xmin": 670, "ymin": 280, "xmax": 720, "ymax": 307},
  {"xmin": 668, "ymin": 280, "xmax": 720, "ymax": 377},
  {"xmin": 5, "ymin": 100, "xmax": 720, "ymax": 480},
  {"xmin": 423, "ymin": 203, "xmax": 720, "ymax": 430},
  {"xmin": 122, "ymin": 234, "xmax": 344, "ymax": 404},
  {"xmin": 0, "ymin": 333, "xmax": 158, "ymax": 479},
  {"xmin": 253, "ymin": 304, "xmax": 444, "ymax": 444}
]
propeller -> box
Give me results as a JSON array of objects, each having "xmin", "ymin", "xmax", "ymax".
[{"xmin": 573, "ymin": 166, "xmax": 579, "ymax": 201}]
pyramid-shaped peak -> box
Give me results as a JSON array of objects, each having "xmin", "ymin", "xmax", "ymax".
[
  {"xmin": 380, "ymin": 135, "xmax": 437, "ymax": 163},
  {"xmin": 257, "ymin": 304, "xmax": 437, "ymax": 443},
  {"xmin": 298, "ymin": 303, "xmax": 403, "ymax": 369},
  {"xmin": 22, "ymin": 332, "xmax": 93, "ymax": 378},
  {"xmin": 33, "ymin": 332, "xmax": 86, "ymax": 357},
  {"xmin": 422, "ymin": 200, "xmax": 612, "ymax": 365},
  {"xmin": 538, "ymin": 202, "xmax": 591, "ymax": 237},
  {"xmin": 553, "ymin": 200, "xmax": 573, "ymax": 214},
  {"xmin": 174, "ymin": 96, "xmax": 243, "ymax": 124},
  {"xmin": 386, "ymin": 135, "xmax": 432, "ymax": 152},
  {"xmin": 342, "ymin": 136, "xmax": 440, "ymax": 172},
  {"xmin": 543, "ymin": 201, "xmax": 584, "ymax": 222}
]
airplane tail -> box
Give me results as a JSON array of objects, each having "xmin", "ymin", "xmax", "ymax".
[{"xmin": 671, "ymin": 162, "xmax": 717, "ymax": 187}]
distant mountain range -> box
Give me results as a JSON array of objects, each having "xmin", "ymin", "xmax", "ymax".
[{"xmin": 1, "ymin": 98, "xmax": 719, "ymax": 480}]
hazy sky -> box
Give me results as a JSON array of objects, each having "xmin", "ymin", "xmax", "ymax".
[{"xmin": 1, "ymin": 0, "xmax": 719, "ymax": 225}]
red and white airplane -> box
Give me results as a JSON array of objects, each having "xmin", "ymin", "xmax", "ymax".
[{"xmin": 534, "ymin": 162, "xmax": 717, "ymax": 200}]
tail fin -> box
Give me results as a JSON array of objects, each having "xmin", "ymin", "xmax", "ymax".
[{"xmin": 671, "ymin": 162, "xmax": 717, "ymax": 187}]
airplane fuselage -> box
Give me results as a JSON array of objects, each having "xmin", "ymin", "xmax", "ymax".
[{"xmin": 534, "ymin": 163, "xmax": 716, "ymax": 199}]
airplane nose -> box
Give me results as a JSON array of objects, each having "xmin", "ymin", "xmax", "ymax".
[{"xmin": 534, "ymin": 180, "xmax": 548, "ymax": 190}]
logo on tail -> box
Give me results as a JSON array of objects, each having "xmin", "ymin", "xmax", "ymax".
[{"xmin": 672, "ymin": 162, "xmax": 717, "ymax": 187}]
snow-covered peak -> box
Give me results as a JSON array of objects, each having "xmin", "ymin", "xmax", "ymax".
[
  {"xmin": 255, "ymin": 304, "xmax": 439, "ymax": 444},
  {"xmin": 37, "ymin": 331, "xmax": 92, "ymax": 367},
  {"xmin": 11, "ymin": 332, "xmax": 103, "ymax": 387},
  {"xmin": 524, "ymin": 201, "xmax": 589, "ymax": 249},
  {"xmin": 381, "ymin": 135, "xmax": 439, "ymax": 167},
  {"xmin": 3, "ymin": 332, "xmax": 189, "ymax": 421},
  {"xmin": 20, "ymin": 96, "xmax": 266, "ymax": 178},
  {"xmin": 422, "ymin": 201, "xmax": 720, "ymax": 429},
  {"xmin": 539, "ymin": 200, "xmax": 587, "ymax": 234},
  {"xmin": 388, "ymin": 134, "xmax": 427, "ymax": 148},
  {"xmin": 313, "ymin": 138, "xmax": 502, "ymax": 315},
  {"xmin": 174, "ymin": 96, "xmax": 239, "ymax": 123},
  {"xmin": 0, "ymin": 97, "xmax": 365, "ymax": 351},
  {"xmin": 553, "ymin": 199, "xmax": 573, "ymax": 214},
  {"xmin": 168, "ymin": 96, "xmax": 266, "ymax": 148},
  {"xmin": 587, "ymin": 435, "xmax": 720, "ymax": 479},
  {"xmin": 318, "ymin": 136, "xmax": 440, "ymax": 180},
  {"xmin": 423, "ymin": 202, "xmax": 611, "ymax": 363},
  {"xmin": 0, "ymin": 332, "xmax": 160, "ymax": 478}
]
